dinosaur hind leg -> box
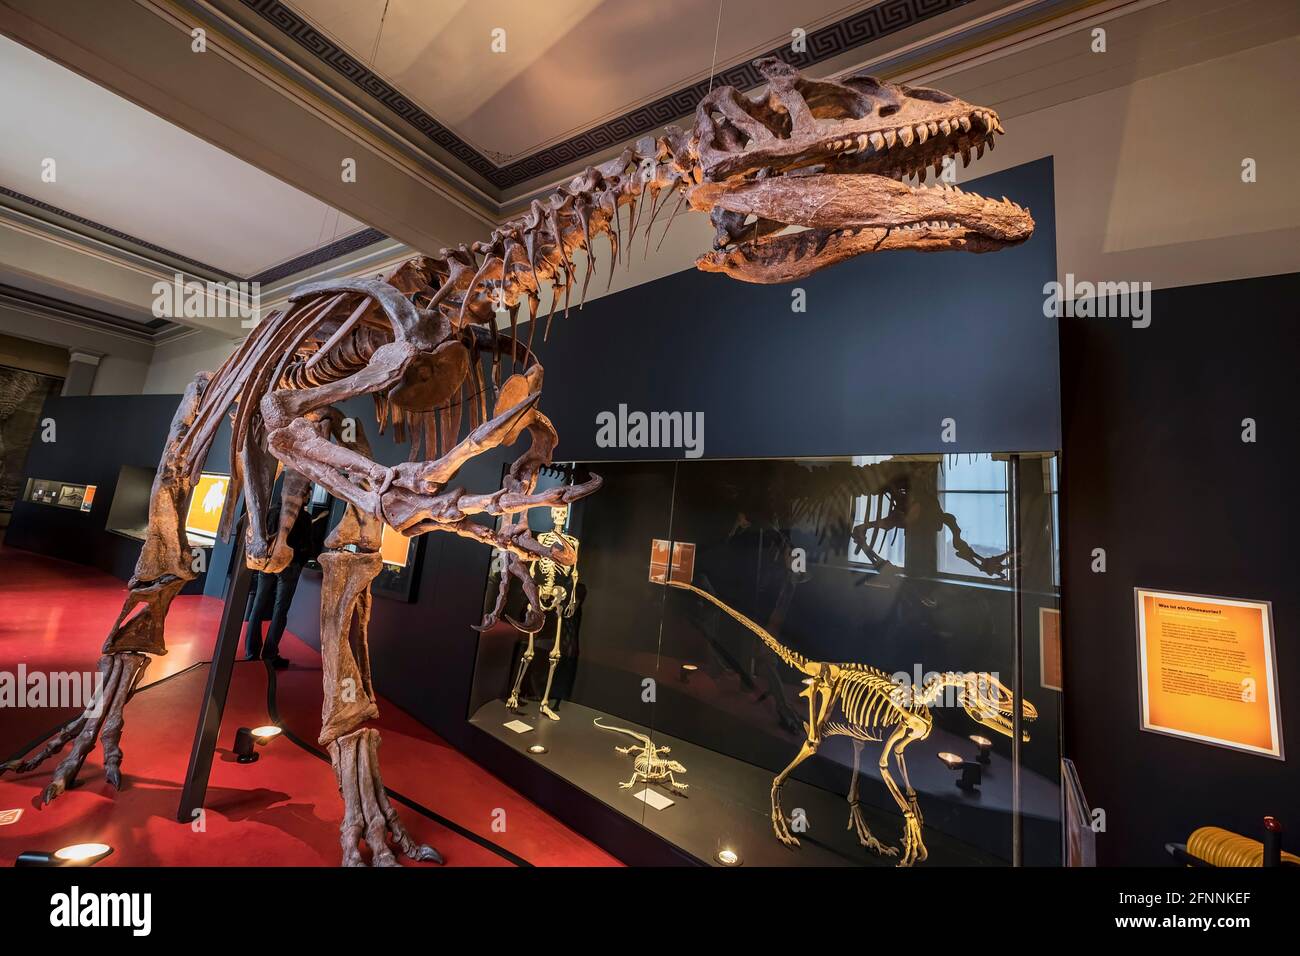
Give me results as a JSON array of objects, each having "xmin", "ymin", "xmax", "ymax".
[
  {"xmin": 317, "ymin": 487, "xmax": 441, "ymax": 867},
  {"xmin": 771, "ymin": 739, "xmax": 818, "ymax": 847},
  {"xmin": 846, "ymin": 739, "xmax": 898, "ymax": 858},
  {"xmin": 879, "ymin": 724, "xmax": 926, "ymax": 866},
  {"xmin": 1, "ymin": 373, "xmax": 212, "ymax": 799}
]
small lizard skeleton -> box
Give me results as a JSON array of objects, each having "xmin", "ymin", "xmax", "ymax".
[{"xmin": 594, "ymin": 718, "xmax": 689, "ymax": 793}]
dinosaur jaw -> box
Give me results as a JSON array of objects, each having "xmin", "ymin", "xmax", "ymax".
[
  {"xmin": 966, "ymin": 690, "xmax": 1037, "ymax": 743},
  {"xmin": 692, "ymin": 173, "xmax": 1033, "ymax": 283}
]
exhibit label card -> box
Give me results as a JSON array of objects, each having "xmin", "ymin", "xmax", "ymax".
[{"xmin": 1135, "ymin": 589, "xmax": 1282, "ymax": 758}]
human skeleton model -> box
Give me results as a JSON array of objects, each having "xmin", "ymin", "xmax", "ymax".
[
  {"xmin": 667, "ymin": 581, "xmax": 1036, "ymax": 866},
  {"xmin": 505, "ymin": 503, "xmax": 579, "ymax": 719},
  {"xmin": 2, "ymin": 58, "xmax": 1031, "ymax": 866},
  {"xmin": 594, "ymin": 719, "xmax": 689, "ymax": 794}
]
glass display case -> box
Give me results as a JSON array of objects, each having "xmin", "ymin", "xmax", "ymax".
[
  {"xmin": 469, "ymin": 452, "xmax": 1063, "ymax": 866},
  {"xmin": 22, "ymin": 477, "xmax": 97, "ymax": 512}
]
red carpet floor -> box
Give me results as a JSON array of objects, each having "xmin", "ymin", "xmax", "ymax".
[{"xmin": 0, "ymin": 547, "xmax": 619, "ymax": 867}]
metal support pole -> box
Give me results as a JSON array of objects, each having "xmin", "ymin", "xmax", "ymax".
[
  {"xmin": 1009, "ymin": 454, "xmax": 1024, "ymax": 866},
  {"xmin": 177, "ymin": 517, "xmax": 253, "ymax": 822}
]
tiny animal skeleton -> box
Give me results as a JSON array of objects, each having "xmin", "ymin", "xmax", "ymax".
[{"xmin": 594, "ymin": 719, "xmax": 688, "ymax": 794}]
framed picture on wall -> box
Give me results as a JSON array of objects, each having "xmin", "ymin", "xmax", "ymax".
[
  {"xmin": 1039, "ymin": 607, "xmax": 1062, "ymax": 691},
  {"xmin": 1134, "ymin": 588, "xmax": 1283, "ymax": 759}
]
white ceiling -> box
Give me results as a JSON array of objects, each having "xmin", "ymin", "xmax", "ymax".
[
  {"xmin": 0, "ymin": 33, "xmax": 365, "ymax": 277},
  {"xmin": 286, "ymin": 0, "xmax": 870, "ymax": 161}
]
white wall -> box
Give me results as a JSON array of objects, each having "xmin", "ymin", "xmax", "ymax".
[
  {"xmin": 142, "ymin": 329, "xmax": 238, "ymax": 394},
  {"xmin": 965, "ymin": 36, "xmax": 1300, "ymax": 290},
  {"xmin": 0, "ymin": 301, "xmax": 150, "ymax": 394}
]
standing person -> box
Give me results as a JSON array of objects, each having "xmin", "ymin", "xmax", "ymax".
[{"xmin": 244, "ymin": 496, "xmax": 317, "ymax": 668}]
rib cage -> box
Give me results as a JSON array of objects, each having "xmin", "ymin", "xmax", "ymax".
[
  {"xmin": 824, "ymin": 667, "xmax": 918, "ymax": 742},
  {"xmin": 277, "ymin": 324, "xmax": 390, "ymax": 390}
]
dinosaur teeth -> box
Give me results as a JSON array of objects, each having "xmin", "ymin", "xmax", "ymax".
[
  {"xmin": 940, "ymin": 119, "xmax": 952, "ymax": 136},
  {"xmin": 915, "ymin": 123, "xmax": 928, "ymax": 144},
  {"xmin": 869, "ymin": 132, "xmax": 885, "ymax": 150},
  {"xmin": 959, "ymin": 115, "xmax": 972, "ymax": 132},
  {"xmin": 884, "ymin": 129, "xmax": 897, "ymax": 148},
  {"xmin": 899, "ymin": 125, "xmax": 914, "ymax": 147}
]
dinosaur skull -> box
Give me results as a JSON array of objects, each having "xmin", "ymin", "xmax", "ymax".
[
  {"xmin": 959, "ymin": 672, "xmax": 1037, "ymax": 742},
  {"xmin": 688, "ymin": 57, "xmax": 1034, "ymax": 282}
]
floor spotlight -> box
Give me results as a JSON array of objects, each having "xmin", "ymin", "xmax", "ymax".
[
  {"xmin": 234, "ymin": 724, "xmax": 282, "ymax": 763},
  {"xmin": 16, "ymin": 842, "xmax": 114, "ymax": 867},
  {"xmin": 715, "ymin": 847, "xmax": 743, "ymax": 866}
]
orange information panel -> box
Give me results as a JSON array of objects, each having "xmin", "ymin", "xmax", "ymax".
[
  {"xmin": 1039, "ymin": 607, "xmax": 1062, "ymax": 691},
  {"xmin": 185, "ymin": 473, "xmax": 228, "ymax": 538},
  {"xmin": 1135, "ymin": 589, "xmax": 1282, "ymax": 759},
  {"xmin": 648, "ymin": 539, "xmax": 695, "ymax": 584},
  {"xmin": 379, "ymin": 524, "xmax": 411, "ymax": 568}
]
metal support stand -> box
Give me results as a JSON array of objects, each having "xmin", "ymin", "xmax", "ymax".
[
  {"xmin": 177, "ymin": 517, "xmax": 253, "ymax": 823},
  {"xmin": 1008, "ymin": 454, "xmax": 1024, "ymax": 867}
]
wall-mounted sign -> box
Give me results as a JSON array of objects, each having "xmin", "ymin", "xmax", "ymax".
[
  {"xmin": 649, "ymin": 539, "xmax": 695, "ymax": 585},
  {"xmin": 185, "ymin": 472, "xmax": 228, "ymax": 539},
  {"xmin": 1135, "ymin": 588, "xmax": 1283, "ymax": 759},
  {"xmin": 379, "ymin": 523, "xmax": 412, "ymax": 568},
  {"xmin": 1039, "ymin": 607, "xmax": 1062, "ymax": 691}
]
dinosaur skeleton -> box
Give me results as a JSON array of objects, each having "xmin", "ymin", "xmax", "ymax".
[
  {"xmin": 594, "ymin": 719, "xmax": 689, "ymax": 794},
  {"xmin": 1, "ymin": 57, "xmax": 1030, "ymax": 866},
  {"xmin": 505, "ymin": 503, "xmax": 579, "ymax": 719},
  {"xmin": 667, "ymin": 581, "xmax": 1036, "ymax": 866}
]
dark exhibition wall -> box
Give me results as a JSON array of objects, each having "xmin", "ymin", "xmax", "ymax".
[
  {"xmin": 529, "ymin": 158, "xmax": 1061, "ymax": 460},
  {"xmin": 6, "ymin": 393, "xmax": 235, "ymax": 596},
  {"xmin": 1059, "ymin": 272, "xmax": 1297, "ymax": 867}
]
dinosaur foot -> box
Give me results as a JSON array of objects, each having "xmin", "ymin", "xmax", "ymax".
[
  {"xmin": 539, "ymin": 704, "xmax": 560, "ymax": 721},
  {"xmin": 771, "ymin": 804, "xmax": 801, "ymax": 847},
  {"xmin": 897, "ymin": 810, "xmax": 928, "ymax": 867},
  {"xmin": 0, "ymin": 652, "xmax": 148, "ymax": 802},
  {"xmin": 847, "ymin": 803, "xmax": 899, "ymax": 857},
  {"xmin": 505, "ymin": 693, "xmax": 523, "ymax": 712},
  {"xmin": 331, "ymin": 728, "xmax": 443, "ymax": 867}
]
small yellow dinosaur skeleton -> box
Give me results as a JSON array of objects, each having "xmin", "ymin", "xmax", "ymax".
[
  {"xmin": 594, "ymin": 718, "xmax": 689, "ymax": 794},
  {"xmin": 506, "ymin": 504, "xmax": 579, "ymax": 719},
  {"xmin": 668, "ymin": 581, "xmax": 1036, "ymax": 866}
]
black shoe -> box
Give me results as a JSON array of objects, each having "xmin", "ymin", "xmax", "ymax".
[
  {"xmin": 244, "ymin": 652, "xmax": 261, "ymax": 661},
  {"xmin": 264, "ymin": 655, "xmax": 290, "ymax": 670}
]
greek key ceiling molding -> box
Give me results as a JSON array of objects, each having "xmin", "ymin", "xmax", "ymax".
[{"xmin": 241, "ymin": 0, "xmax": 975, "ymax": 190}]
